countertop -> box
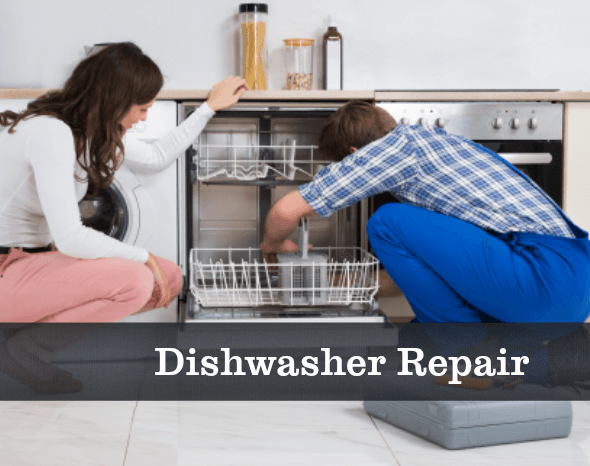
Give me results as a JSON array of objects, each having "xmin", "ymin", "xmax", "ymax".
[{"xmin": 3, "ymin": 88, "xmax": 590, "ymax": 101}]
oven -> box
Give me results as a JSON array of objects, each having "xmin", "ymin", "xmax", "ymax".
[
  {"xmin": 177, "ymin": 101, "xmax": 382, "ymax": 322},
  {"xmin": 373, "ymin": 102, "xmax": 564, "ymax": 216}
]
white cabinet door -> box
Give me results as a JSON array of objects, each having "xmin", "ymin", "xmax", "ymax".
[{"xmin": 564, "ymin": 103, "xmax": 590, "ymax": 233}]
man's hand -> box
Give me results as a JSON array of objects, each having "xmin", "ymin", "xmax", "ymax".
[
  {"xmin": 259, "ymin": 190, "xmax": 317, "ymax": 263},
  {"xmin": 260, "ymin": 238, "xmax": 313, "ymax": 264}
]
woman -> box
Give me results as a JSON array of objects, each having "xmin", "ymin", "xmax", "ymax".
[{"xmin": 0, "ymin": 42, "xmax": 248, "ymax": 392}]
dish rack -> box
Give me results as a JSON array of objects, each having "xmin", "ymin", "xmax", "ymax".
[
  {"xmin": 193, "ymin": 129, "xmax": 327, "ymax": 181},
  {"xmin": 181, "ymin": 106, "xmax": 378, "ymax": 319},
  {"xmin": 190, "ymin": 246, "xmax": 379, "ymax": 309}
]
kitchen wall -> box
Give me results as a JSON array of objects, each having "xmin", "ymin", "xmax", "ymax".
[{"xmin": 1, "ymin": 0, "xmax": 590, "ymax": 91}]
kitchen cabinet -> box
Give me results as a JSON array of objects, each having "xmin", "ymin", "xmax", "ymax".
[
  {"xmin": 564, "ymin": 102, "xmax": 590, "ymax": 233},
  {"xmin": 563, "ymin": 104, "xmax": 590, "ymax": 322}
]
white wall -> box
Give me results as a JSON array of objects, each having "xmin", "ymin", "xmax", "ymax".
[{"xmin": 2, "ymin": 0, "xmax": 590, "ymax": 91}]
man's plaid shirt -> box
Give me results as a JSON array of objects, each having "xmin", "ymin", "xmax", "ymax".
[{"xmin": 300, "ymin": 124, "xmax": 575, "ymax": 238}]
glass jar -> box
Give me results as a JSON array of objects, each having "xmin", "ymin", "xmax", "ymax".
[
  {"xmin": 239, "ymin": 3, "xmax": 268, "ymax": 90},
  {"xmin": 283, "ymin": 38, "xmax": 314, "ymax": 90}
]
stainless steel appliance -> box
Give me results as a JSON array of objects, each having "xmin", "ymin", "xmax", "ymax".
[
  {"xmin": 178, "ymin": 101, "xmax": 382, "ymax": 322},
  {"xmin": 374, "ymin": 101, "xmax": 565, "ymax": 211}
]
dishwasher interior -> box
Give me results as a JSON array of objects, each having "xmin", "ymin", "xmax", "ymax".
[{"xmin": 179, "ymin": 102, "xmax": 380, "ymax": 320}]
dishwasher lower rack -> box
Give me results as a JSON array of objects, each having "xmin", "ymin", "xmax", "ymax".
[{"xmin": 189, "ymin": 247, "xmax": 379, "ymax": 310}]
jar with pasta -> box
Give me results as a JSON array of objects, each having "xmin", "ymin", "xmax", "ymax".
[
  {"xmin": 283, "ymin": 39, "xmax": 314, "ymax": 90},
  {"xmin": 239, "ymin": 4, "xmax": 268, "ymax": 90}
]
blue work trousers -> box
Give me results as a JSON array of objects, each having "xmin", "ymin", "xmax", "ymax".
[
  {"xmin": 367, "ymin": 203, "xmax": 590, "ymax": 381},
  {"xmin": 368, "ymin": 203, "xmax": 590, "ymax": 324}
]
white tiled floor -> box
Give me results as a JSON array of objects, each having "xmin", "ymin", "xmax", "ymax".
[{"xmin": 0, "ymin": 401, "xmax": 589, "ymax": 466}]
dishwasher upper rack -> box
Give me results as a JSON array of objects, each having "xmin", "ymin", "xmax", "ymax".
[
  {"xmin": 190, "ymin": 247, "xmax": 379, "ymax": 308},
  {"xmin": 192, "ymin": 129, "xmax": 328, "ymax": 181}
]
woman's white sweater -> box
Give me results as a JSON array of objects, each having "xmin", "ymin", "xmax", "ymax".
[{"xmin": 0, "ymin": 102, "xmax": 214, "ymax": 263}]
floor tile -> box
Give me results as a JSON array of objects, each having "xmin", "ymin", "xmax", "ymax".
[
  {"xmin": 125, "ymin": 401, "xmax": 397, "ymax": 466},
  {"xmin": 0, "ymin": 402, "xmax": 135, "ymax": 439},
  {"xmin": 0, "ymin": 400, "xmax": 589, "ymax": 465},
  {"xmin": 133, "ymin": 401, "xmax": 375, "ymax": 435},
  {"xmin": 0, "ymin": 401, "xmax": 136, "ymax": 410},
  {"xmin": 572, "ymin": 400, "xmax": 590, "ymax": 429},
  {"xmin": 126, "ymin": 429, "xmax": 399, "ymax": 466},
  {"xmin": 0, "ymin": 435, "xmax": 128, "ymax": 466},
  {"xmin": 177, "ymin": 430, "xmax": 396, "ymax": 466},
  {"xmin": 124, "ymin": 434, "xmax": 179, "ymax": 466},
  {"xmin": 129, "ymin": 403, "xmax": 180, "ymax": 444}
]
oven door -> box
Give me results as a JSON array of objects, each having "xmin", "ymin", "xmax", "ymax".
[
  {"xmin": 370, "ymin": 139, "xmax": 564, "ymax": 234},
  {"xmin": 474, "ymin": 140, "xmax": 563, "ymax": 207}
]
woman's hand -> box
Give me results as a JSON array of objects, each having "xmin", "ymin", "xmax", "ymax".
[
  {"xmin": 206, "ymin": 76, "xmax": 250, "ymax": 112},
  {"xmin": 144, "ymin": 252, "xmax": 172, "ymax": 308}
]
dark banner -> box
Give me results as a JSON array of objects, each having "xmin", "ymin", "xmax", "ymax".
[{"xmin": 0, "ymin": 322, "xmax": 588, "ymax": 400}]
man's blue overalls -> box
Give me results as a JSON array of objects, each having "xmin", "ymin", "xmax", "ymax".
[{"xmin": 367, "ymin": 143, "xmax": 590, "ymax": 384}]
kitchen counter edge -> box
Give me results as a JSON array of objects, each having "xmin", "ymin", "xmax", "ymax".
[{"xmin": 3, "ymin": 89, "xmax": 590, "ymax": 101}]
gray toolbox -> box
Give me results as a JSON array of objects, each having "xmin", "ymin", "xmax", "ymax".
[{"xmin": 364, "ymin": 401, "xmax": 572, "ymax": 449}]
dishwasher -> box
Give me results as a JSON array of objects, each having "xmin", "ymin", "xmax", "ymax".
[{"xmin": 177, "ymin": 101, "xmax": 384, "ymax": 323}]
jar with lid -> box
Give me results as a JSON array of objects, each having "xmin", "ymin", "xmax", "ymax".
[
  {"xmin": 283, "ymin": 39, "xmax": 314, "ymax": 90},
  {"xmin": 239, "ymin": 3, "xmax": 268, "ymax": 90}
]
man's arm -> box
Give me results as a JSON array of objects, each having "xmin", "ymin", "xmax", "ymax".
[
  {"xmin": 260, "ymin": 185, "xmax": 404, "ymax": 299},
  {"xmin": 260, "ymin": 190, "xmax": 318, "ymax": 260}
]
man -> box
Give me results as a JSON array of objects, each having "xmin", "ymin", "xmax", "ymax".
[{"xmin": 260, "ymin": 101, "xmax": 590, "ymax": 387}]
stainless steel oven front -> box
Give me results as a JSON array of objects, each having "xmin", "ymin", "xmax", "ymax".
[
  {"xmin": 373, "ymin": 101, "xmax": 564, "ymax": 213},
  {"xmin": 177, "ymin": 101, "xmax": 382, "ymax": 322}
]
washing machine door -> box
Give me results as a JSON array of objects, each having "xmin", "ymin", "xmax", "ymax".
[
  {"xmin": 78, "ymin": 166, "xmax": 151, "ymax": 245},
  {"xmin": 79, "ymin": 183, "xmax": 129, "ymax": 240}
]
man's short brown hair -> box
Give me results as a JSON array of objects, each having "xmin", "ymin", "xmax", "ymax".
[{"xmin": 318, "ymin": 101, "xmax": 397, "ymax": 162}]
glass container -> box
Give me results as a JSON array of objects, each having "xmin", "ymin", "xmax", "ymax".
[
  {"xmin": 283, "ymin": 39, "xmax": 314, "ymax": 90},
  {"xmin": 239, "ymin": 3, "xmax": 268, "ymax": 90}
]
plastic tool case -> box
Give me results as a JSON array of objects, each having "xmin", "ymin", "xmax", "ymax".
[{"xmin": 364, "ymin": 401, "xmax": 572, "ymax": 449}]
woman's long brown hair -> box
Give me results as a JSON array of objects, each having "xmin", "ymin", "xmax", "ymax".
[{"xmin": 0, "ymin": 42, "xmax": 163, "ymax": 196}]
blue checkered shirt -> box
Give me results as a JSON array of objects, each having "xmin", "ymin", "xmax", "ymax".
[{"xmin": 300, "ymin": 124, "xmax": 575, "ymax": 238}]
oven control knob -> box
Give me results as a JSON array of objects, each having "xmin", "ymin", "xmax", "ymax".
[
  {"xmin": 528, "ymin": 118, "xmax": 539, "ymax": 130},
  {"xmin": 435, "ymin": 118, "xmax": 446, "ymax": 128},
  {"xmin": 400, "ymin": 117, "xmax": 411, "ymax": 125},
  {"xmin": 510, "ymin": 118, "xmax": 520, "ymax": 129},
  {"xmin": 418, "ymin": 117, "xmax": 429, "ymax": 126},
  {"xmin": 492, "ymin": 118, "xmax": 503, "ymax": 129}
]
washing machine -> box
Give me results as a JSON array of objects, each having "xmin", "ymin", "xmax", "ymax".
[
  {"xmin": 0, "ymin": 98, "xmax": 180, "ymax": 323},
  {"xmin": 90, "ymin": 100, "xmax": 180, "ymax": 323}
]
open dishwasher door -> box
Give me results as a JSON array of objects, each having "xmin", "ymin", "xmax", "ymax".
[{"xmin": 177, "ymin": 101, "xmax": 385, "ymax": 323}]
